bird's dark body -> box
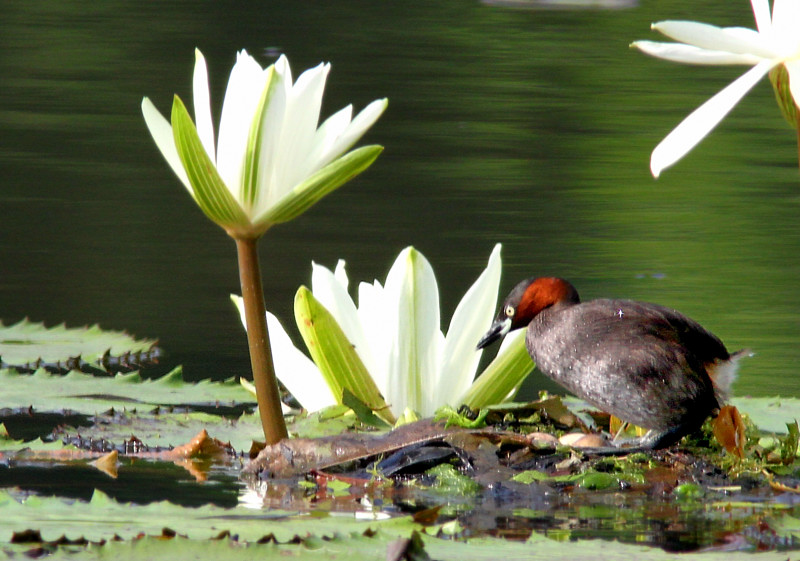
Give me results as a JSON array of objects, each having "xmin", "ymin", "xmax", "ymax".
[
  {"xmin": 528, "ymin": 298, "xmax": 726, "ymax": 434},
  {"xmin": 478, "ymin": 277, "xmax": 745, "ymax": 449}
]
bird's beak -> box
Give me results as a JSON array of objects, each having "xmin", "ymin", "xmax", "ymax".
[{"xmin": 476, "ymin": 317, "xmax": 512, "ymax": 349}]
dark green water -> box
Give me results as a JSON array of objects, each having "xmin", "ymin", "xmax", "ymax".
[{"xmin": 1, "ymin": 0, "xmax": 798, "ymax": 397}]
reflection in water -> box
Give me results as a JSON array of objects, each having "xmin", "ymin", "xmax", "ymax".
[{"xmin": 0, "ymin": 0, "xmax": 798, "ymax": 402}]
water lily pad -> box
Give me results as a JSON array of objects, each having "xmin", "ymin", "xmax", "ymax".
[
  {"xmin": 0, "ymin": 319, "xmax": 158, "ymax": 371},
  {"xmin": 0, "ymin": 489, "xmax": 418, "ymax": 543},
  {"xmin": 0, "ymin": 366, "xmax": 255, "ymax": 415}
]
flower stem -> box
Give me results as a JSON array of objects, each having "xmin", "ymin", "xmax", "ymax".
[
  {"xmin": 796, "ymin": 109, "xmax": 800, "ymax": 174},
  {"xmin": 235, "ymin": 236, "xmax": 288, "ymax": 444}
]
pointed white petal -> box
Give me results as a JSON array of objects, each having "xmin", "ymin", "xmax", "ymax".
[
  {"xmin": 650, "ymin": 60, "xmax": 775, "ymax": 177},
  {"xmin": 751, "ymin": 0, "xmax": 772, "ymax": 34},
  {"xmin": 632, "ymin": 41, "xmax": 762, "ymax": 65},
  {"xmin": 303, "ymin": 105, "xmax": 353, "ymax": 174},
  {"xmin": 384, "ymin": 247, "xmax": 440, "ymax": 416},
  {"xmin": 276, "ymin": 63, "xmax": 331, "ymax": 191},
  {"xmin": 216, "ymin": 50, "xmax": 268, "ymax": 203},
  {"xmin": 438, "ymin": 244, "xmax": 503, "ymax": 407},
  {"xmin": 313, "ymin": 98, "xmax": 389, "ymax": 170},
  {"xmin": 356, "ymin": 279, "xmax": 391, "ymax": 396},
  {"xmin": 771, "ymin": 0, "xmax": 800, "ymax": 51},
  {"xmin": 141, "ymin": 97, "xmax": 192, "ymax": 191},
  {"xmin": 229, "ymin": 294, "xmax": 335, "ymax": 412},
  {"xmin": 311, "ymin": 262, "xmax": 378, "ymax": 378},
  {"xmin": 192, "ymin": 49, "xmax": 216, "ymax": 163},
  {"xmin": 251, "ymin": 56, "xmax": 290, "ymax": 210},
  {"xmin": 333, "ymin": 259, "xmax": 349, "ymax": 290},
  {"xmin": 653, "ymin": 21, "xmax": 777, "ymax": 58},
  {"xmin": 785, "ymin": 60, "xmax": 800, "ymax": 112},
  {"xmin": 266, "ymin": 311, "xmax": 336, "ymax": 412}
]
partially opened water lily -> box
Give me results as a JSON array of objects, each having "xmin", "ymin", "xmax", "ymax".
[
  {"xmin": 142, "ymin": 49, "xmax": 387, "ymax": 237},
  {"xmin": 142, "ymin": 49, "xmax": 387, "ymax": 444},
  {"xmin": 232, "ymin": 244, "xmax": 532, "ymax": 420},
  {"xmin": 632, "ymin": 0, "xmax": 800, "ymax": 177}
]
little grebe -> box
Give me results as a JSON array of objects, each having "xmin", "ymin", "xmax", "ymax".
[{"xmin": 477, "ymin": 277, "xmax": 747, "ymax": 449}]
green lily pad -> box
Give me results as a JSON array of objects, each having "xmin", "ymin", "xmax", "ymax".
[
  {"xmin": 0, "ymin": 366, "xmax": 255, "ymax": 415},
  {"xmin": 0, "ymin": 319, "xmax": 158, "ymax": 372},
  {"xmin": 0, "ymin": 489, "xmax": 419, "ymax": 543}
]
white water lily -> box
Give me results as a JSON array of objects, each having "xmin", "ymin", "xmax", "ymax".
[
  {"xmin": 142, "ymin": 49, "xmax": 387, "ymax": 237},
  {"xmin": 233, "ymin": 244, "xmax": 530, "ymax": 418},
  {"xmin": 632, "ymin": 0, "xmax": 800, "ymax": 178}
]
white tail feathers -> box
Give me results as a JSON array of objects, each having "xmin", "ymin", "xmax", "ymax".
[{"xmin": 709, "ymin": 349, "xmax": 753, "ymax": 403}]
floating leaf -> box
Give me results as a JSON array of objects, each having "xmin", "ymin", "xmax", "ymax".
[
  {"xmin": 0, "ymin": 319, "xmax": 158, "ymax": 372},
  {"xmin": 0, "ymin": 366, "xmax": 255, "ymax": 415}
]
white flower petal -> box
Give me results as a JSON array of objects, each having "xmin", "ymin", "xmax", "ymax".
[
  {"xmin": 314, "ymin": 98, "xmax": 389, "ymax": 170},
  {"xmin": 216, "ymin": 50, "xmax": 268, "ymax": 202},
  {"xmin": 357, "ymin": 279, "xmax": 392, "ymax": 396},
  {"xmin": 333, "ymin": 259, "xmax": 349, "ymax": 290},
  {"xmin": 252, "ymin": 57, "xmax": 290, "ymax": 210},
  {"xmin": 653, "ymin": 21, "xmax": 777, "ymax": 58},
  {"xmin": 632, "ymin": 41, "xmax": 763, "ymax": 65},
  {"xmin": 192, "ymin": 49, "xmax": 216, "ymax": 163},
  {"xmin": 384, "ymin": 247, "xmax": 440, "ymax": 416},
  {"xmin": 229, "ymin": 294, "xmax": 335, "ymax": 412},
  {"xmin": 771, "ymin": 0, "xmax": 800, "ymax": 53},
  {"xmin": 301, "ymin": 105, "xmax": 353, "ymax": 173},
  {"xmin": 141, "ymin": 97, "xmax": 192, "ymax": 191},
  {"xmin": 438, "ymin": 244, "xmax": 503, "ymax": 407},
  {"xmin": 311, "ymin": 262, "xmax": 378, "ymax": 378},
  {"xmin": 751, "ymin": 0, "xmax": 772, "ymax": 34},
  {"xmin": 650, "ymin": 59, "xmax": 775, "ymax": 177},
  {"xmin": 266, "ymin": 311, "xmax": 336, "ymax": 412},
  {"xmin": 277, "ymin": 63, "xmax": 330, "ymax": 190}
]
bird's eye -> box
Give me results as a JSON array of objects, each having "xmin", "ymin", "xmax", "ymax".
[{"xmin": 505, "ymin": 305, "xmax": 515, "ymax": 318}]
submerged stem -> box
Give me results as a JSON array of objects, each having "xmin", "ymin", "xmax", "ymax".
[{"xmin": 235, "ymin": 236, "xmax": 288, "ymax": 444}]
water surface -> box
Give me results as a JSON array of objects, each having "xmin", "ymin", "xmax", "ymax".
[{"xmin": 1, "ymin": 0, "xmax": 798, "ymax": 397}]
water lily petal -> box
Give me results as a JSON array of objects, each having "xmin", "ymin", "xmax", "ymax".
[
  {"xmin": 311, "ymin": 261, "xmax": 378, "ymax": 378},
  {"xmin": 192, "ymin": 49, "xmax": 216, "ymax": 163},
  {"xmin": 751, "ymin": 0, "xmax": 772, "ymax": 34},
  {"xmin": 461, "ymin": 329, "xmax": 533, "ymax": 409},
  {"xmin": 650, "ymin": 59, "xmax": 775, "ymax": 178},
  {"xmin": 216, "ymin": 50, "xmax": 270, "ymax": 201},
  {"xmin": 356, "ymin": 279, "xmax": 392, "ymax": 396},
  {"xmin": 333, "ymin": 259, "xmax": 349, "ymax": 290},
  {"xmin": 275, "ymin": 63, "xmax": 330, "ymax": 194},
  {"xmin": 772, "ymin": 0, "xmax": 800, "ymax": 43},
  {"xmin": 303, "ymin": 105, "xmax": 354, "ymax": 175},
  {"xmin": 315, "ymin": 98, "xmax": 389, "ymax": 170},
  {"xmin": 653, "ymin": 21, "xmax": 777, "ymax": 58},
  {"xmin": 171, "ymin": 95, "xmax": 251, "ymax": 231},
  {"xmin": 632, "ymin": 41, "xmax": 762, "ymax": 65},
  {"xmin": 230, "ymin": 294, "xmax": 336, "ymax": 412},
  {"xmin": 141, "ymin": 97, "xmax": 192, "ymax": 191},
  {"xmin": 384, "ymin": 247, "xmax": 441, "ymax": 416},
  {"xmin": 437, "ymin": 244, "xmax": 503, "ymax": 408},
  {"xmin": 250, "ymin": 56, "xmax": 290, "ymax": 210},
  {"xmin": 254, "ymin": 144, "xmax": 383, "ymax": 227}
]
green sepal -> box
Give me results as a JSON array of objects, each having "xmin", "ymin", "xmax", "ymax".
[
  {"xmin": 294, "ymin": 286, "xmax": 395, "ymax": 424},
  {"xmin": 257, "ymin": 145, "xmax": 384, "ymax": 227},
  {"xmin": 170, "ymin": 95, "xmax": 252, "ymax": 235},
  {"xmin": 461, "ymin": 332, "xmax": 534, "ymax": 410},
  {"xmin": 769, "ymin": 64, "xmax": 799, "ymax": 130}
]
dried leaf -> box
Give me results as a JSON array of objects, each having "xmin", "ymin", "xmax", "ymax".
[
  {"xmin": 91, "ymin": 449, "xmax": 119, "ymax": 478},
  {"xmin": 712, "ymin": 405, "xmax": 746, "ymax": 458}
]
